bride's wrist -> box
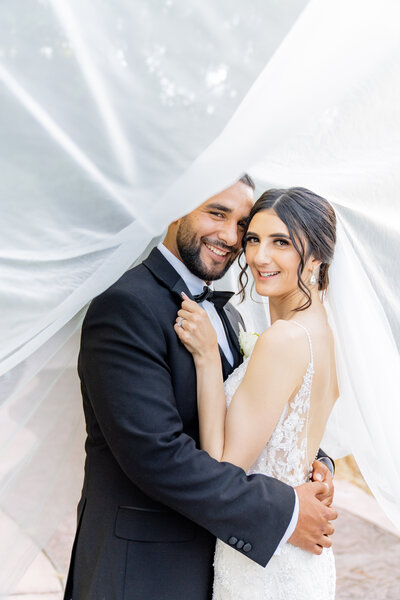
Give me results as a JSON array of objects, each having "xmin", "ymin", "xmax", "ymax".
[{"xmin": 193, "ymin": 348, "xmax": 220, "ymax": 368}]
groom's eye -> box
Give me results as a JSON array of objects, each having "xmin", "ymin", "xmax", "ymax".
[{"xmin": 210, "ymin": 211, "xmax": 225, "ymax": 218}]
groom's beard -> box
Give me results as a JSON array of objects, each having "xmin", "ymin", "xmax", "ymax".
[{"xmin": 176, "ymin": 227, "xmax": 237, "ymax": 282}]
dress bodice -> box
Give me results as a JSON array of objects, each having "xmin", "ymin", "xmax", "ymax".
[{"xmin": 224, "ymin": 321, "xmax": 314, "ymax": 487}]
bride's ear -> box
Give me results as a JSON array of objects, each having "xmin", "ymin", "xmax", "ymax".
[
  {"xmin": 306, "ymin": 256, "xmax": 322, "ymax": 285},
  {"xmin": 306, "ymin": 256, "xmax": 321, "ymax": 273}
]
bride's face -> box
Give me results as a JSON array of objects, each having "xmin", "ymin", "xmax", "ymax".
[{"xmin": 245, "ymin": 209, "xmax": 313, "ymax": 299}]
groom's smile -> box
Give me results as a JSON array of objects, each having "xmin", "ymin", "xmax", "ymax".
[
  {"xmin": 202, "ymin": 239, "xmax": 233, "ymax": 264},
  {"xmin": 204, "ymin": 241, "xmax": 230, "ymax": 259}
]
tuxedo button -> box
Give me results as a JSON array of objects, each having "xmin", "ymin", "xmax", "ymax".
[
  {"xmin": 236, "ymin": 540, "xmax": 244, "ymax": 549},
  {"xmin": 228, "ymin": 536, "xmax": 238, "ymax": 546},
  {"xmin": 243, "ymin": 543, "xmax": 252, "ymax": 553}
]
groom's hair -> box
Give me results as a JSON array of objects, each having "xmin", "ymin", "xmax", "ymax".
[{"xmin": 239, "ymin": 173, "xmax": 255, "ymax": 190}]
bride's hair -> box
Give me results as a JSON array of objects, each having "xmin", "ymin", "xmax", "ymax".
[{"xmin": 238, "ymin": 187, "xmax": 336, "ymax": 310}]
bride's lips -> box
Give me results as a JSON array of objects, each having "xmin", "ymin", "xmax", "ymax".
[
  {"xmin": 203, "ymin": 242, "xmax": 231, "ymax": 262},
  {"xmin": 256, "ymin": 270, "xmax": 280, "ymax": 280}
]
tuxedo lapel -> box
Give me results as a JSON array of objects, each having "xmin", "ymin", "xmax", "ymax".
[
  {"xmin": 219, "ymin": 346, "xmax": 234, "ymax": 381},
  {"xmin": 217, "ymin": 307, "xmax": 243, "ymax": 370},
  {"xmin": 143, "ymin": 248, "xmax": 193, "ymax": 302}
]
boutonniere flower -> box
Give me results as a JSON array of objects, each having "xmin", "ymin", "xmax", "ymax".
[{"xmin": 238, "ymin": 323, "xmax": 259, "ymax": 359}]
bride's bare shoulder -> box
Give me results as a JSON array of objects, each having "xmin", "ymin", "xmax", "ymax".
[
  {"xmin": 259, "ymin": 319, "xmax": 306, "ymax": 345},
  {"xmin": 255, "ymin": 319, "xmax": 309, "ymax": 364}
]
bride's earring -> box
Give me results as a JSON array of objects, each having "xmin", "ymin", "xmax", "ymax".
[{"xmin": 310, "ymin": 270, "xmax": 317, "ymax": 285}]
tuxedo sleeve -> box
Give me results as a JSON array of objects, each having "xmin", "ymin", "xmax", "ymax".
[
  {"xmin": 317, "ymin": 448, "xmax": 335, "ymax": 476},
  {"xmin": 80, "ymin": 289, "xmax": 295, "ymax": 568}
]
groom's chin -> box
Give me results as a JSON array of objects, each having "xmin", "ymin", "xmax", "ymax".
[{"xmin": 201, "ymin": 259, "xmax": 235, "ymax": 282}]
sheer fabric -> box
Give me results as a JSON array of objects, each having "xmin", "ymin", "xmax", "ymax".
[{"xmin": 0, "ymin": 0, "xmax": 399, "ymax": 594}]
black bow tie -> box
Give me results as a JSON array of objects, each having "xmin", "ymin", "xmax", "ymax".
[{"xmin": 192, "ymin": 286, "xmax": 234, "ymax": 309}]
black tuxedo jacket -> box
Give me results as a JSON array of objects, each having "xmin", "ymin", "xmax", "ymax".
[{"xmin": 64, "ymin": 248, "xmax": 295, "ymax": 600}]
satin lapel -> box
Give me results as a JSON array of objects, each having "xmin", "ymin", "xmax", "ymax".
[
  {"xmin": 217, "ymin": 308, "xmax": 243, "ymax": 370},
  {"xmin": 219, "ymin": 347, "xmax": 234, "ymax": 381},
  {"xmin": 143, "ymin": 248, "xmax": 193, "ymax": 302}
]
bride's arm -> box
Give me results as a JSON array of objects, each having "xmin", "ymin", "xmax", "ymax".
[
  {"xmin": 174, "ymin": 295, "xmax": 227, "ymax": 460},
  {"xmin": 175, "ymin": 296, "xmax": 307, "ymax": 470},
  {"xmin": 194, "ymin": 349, "xmax": 227, "ymax": 460}
]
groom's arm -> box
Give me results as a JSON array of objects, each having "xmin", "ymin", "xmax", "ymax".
[{"xmin": 80, "ymin": 288, "xmax": 296, "ymax": 567}]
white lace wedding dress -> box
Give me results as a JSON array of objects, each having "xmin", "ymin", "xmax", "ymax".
[{"xmin": 213, "ymin": 321, "xmax": 336, "ymax": 600}]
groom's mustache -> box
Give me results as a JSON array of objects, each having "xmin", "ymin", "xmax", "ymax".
[{"xmin": 201, "ymin": 238, "xmax": 238, "ymax": 255}]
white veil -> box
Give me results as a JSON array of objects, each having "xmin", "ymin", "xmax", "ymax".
[{"xmin": 1, "ymin": 0, "xmax": 399, "ymax": 594}]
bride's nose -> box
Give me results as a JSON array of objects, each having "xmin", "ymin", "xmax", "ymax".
[{"xmin": 254, "ymin": 244, "xmax": 272, "ymax": 266}]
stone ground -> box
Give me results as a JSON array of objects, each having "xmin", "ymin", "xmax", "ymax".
[{"xmin": 10, "ymin": 479, "xmax": 400, "ymax": 599}]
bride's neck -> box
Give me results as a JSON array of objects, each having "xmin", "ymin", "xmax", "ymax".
[{"xmin": 269, "ymin": 287, "xmax": 322, "ymax": 323}]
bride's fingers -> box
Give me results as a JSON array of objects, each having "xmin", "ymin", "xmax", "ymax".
[
  {"xmin": 174, "ymin": 322, "xmax": 191, "ymax": 339},
  {"xmin": 173, "ymin": 323, "xmax": 185, "ymax": 338},
  {"xmin": 180, "ymin": 295, "xmax": 201, "ymax": 313},
  {"xmin": 177, "ymin": 309, "xmax": 210, "ymax": 329},
  {"xmin": 176, "ymin": 309, "xmax": 193, "ymax": 321},
  {"xmin": 175, "ymin": 316, "xmax": 200, "ymax": 334}
]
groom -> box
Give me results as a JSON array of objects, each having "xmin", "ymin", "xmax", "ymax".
[{"xmin": 65, "ymin": 175, "xmax": 336, "ymax": 599}]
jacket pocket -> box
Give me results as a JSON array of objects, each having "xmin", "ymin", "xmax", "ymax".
[{"xmin": 114, "ymin": 506, "xmax": 196, "ymax": 542}]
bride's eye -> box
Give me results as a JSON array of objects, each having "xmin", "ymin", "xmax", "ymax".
[
  {"xmin": 245, "ymin": 235, "xmax": 259, "ymax": 244},
  {"xmin": 275, "ymin": 239, "xmax": 289, "ymax": 247}
]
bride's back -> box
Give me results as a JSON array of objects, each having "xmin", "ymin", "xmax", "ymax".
[
  {"xmin": 240, "ymin": 311, "xmax": 338, "ymax": 486},
  {"xmin": 305, "ymin": 316, "xmax": 338, "ymax": 468},
  {"xmin": 290, "ymin": 312, "xmax": 338, "ymax": 472}
]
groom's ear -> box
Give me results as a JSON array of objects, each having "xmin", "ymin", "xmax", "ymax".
[{"xmin": 163, "ymin": 222, "xmax": 182, "ymax": 255}]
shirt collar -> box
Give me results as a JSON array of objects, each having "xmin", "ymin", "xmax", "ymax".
[{"xmin": 157, "ymin": 242, "xmax": 212, "ymax": 296}]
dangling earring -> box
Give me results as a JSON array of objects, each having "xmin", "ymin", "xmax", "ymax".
[{"xmin": 310, "ymin": 270, "xmax": 317, "ymax": 285}]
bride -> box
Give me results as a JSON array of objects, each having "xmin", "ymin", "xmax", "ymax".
[{"xmin": 175, "ymin": 187, "xmax": 338, "ymax": 599}]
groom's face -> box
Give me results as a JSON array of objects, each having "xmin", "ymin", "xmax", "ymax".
[{"xmin": 175, "ymin": 181, "xmax": 253, "ymax": 281}]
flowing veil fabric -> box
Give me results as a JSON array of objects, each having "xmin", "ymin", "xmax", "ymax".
[{"xmin": 0, "ymin": 0, "xmax": 399, "ymax": 594}]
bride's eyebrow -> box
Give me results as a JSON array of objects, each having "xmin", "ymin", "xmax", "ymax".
[{"xmin": 270, "ymin": 233, "xmax": 290, "ymax": 239}]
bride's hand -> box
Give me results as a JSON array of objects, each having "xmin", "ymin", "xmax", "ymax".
[{"xmin": 174, "ymin": 293, "xmax": 218, "ymax": 362}]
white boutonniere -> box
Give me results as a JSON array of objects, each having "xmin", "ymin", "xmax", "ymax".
[{"xmin": 238, "ymin": 323, "xmax": 259, "ymax": 359}]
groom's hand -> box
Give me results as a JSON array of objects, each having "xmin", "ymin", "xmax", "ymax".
[{"xmin": 289, "ymin": 481, "xmax": 337, "ymax": 555}]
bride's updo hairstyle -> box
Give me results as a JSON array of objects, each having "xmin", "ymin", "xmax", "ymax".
[{"xmin": 238, "ymin": 187, "xmax": 336, "ymax": 311}]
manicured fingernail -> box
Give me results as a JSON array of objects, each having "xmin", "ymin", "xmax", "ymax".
[
  {"xmin": 315, "ymin": 473, "xmax": 323, "ymax": 481},
  {"xmin": 181, "ymin": 292, "xmax": 188, "ymax": 298}
]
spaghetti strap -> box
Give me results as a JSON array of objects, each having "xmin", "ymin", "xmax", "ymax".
[{"xmin": 290, "ymin": 320, "xmax": 314, "ymax": 367}]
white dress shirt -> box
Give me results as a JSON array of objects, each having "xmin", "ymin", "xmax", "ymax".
[{"xmin": 158, "ymin": 242, "xmax": 298, "ymax": 551}]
